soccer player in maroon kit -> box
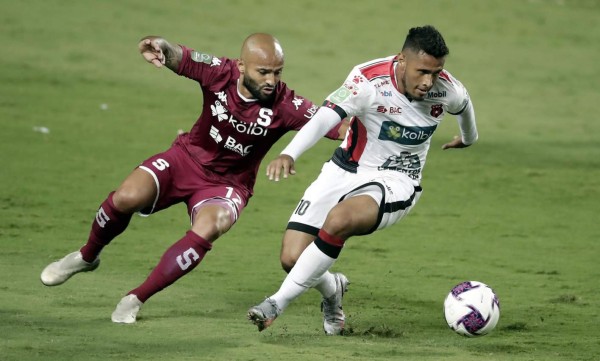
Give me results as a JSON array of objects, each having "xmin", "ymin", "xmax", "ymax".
[{"xmin": 40, "ymin": 33, "xmax": 346, "ymax": 323}]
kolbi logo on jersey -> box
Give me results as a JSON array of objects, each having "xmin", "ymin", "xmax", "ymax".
[
  {"xmin": 228, "ymin": 116, "xmax": 268, "ymax": 136},
  {"xmin": 211, "ymin": 100, "xmax": 272, "ymax": 136},
  {"xmin": 378, "ymin": 121, "xmax": 437, "ymax": 145}
]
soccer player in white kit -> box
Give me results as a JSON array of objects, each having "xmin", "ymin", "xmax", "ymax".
[{"xmin": 248, "ymin": 25, "xmax": 479, "ymax": 335}]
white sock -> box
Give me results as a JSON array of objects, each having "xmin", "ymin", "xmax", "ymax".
[
  {"xmin": 313, "ymin": 272, "xmax": 337, "ymax": 299},
  {"xmin": 271, "ymin": 242, "xmax": 336, "ymax": 310}
]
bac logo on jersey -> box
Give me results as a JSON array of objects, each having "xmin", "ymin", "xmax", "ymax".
[
  {"xmin": 376, "ymin": 106, "xmax": 402, "ymax": 114},
  {"xmin": 378, "ymin": 121, "xmax": 437, "ymax": 145},
  {"xmin": 225, "ymin": 136, "xmax": 253, "ymax": 156}
]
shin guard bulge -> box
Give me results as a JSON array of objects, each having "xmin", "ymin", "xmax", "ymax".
[
  {"xmin": 80, "ymin": 192, "xmax": 133, "ymax": 262},
  {"xmin": 128, "ymin": 231, "xmax": 212, "ymax": 302}
]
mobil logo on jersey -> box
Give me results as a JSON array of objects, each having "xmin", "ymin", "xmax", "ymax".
[{"xmin": 378, "ymin": 121, "xmax": 437, "ymax": 145}]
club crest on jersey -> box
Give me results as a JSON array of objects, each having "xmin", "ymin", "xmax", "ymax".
[
  {"xmin": 191, "ymin": 51, "xmax": 213, "ymax": 65},
  {"xmin": 211, "ymin": 100, "xmax": 228, "ymax": 121},
  {"xmin": 430, "ymin": 104, "xmax": 443, "ymax": 118},
  {"xmin": 378, "ymin": 121, "xmax": 437, "ymax": 145}
]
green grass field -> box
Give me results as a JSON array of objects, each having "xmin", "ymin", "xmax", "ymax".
[{"xmin": 2, "ymin": 0, "xmax": 599, "ymax": 360}]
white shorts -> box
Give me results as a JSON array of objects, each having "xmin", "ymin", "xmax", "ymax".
[{"xmin": 287, "ymin": 161, "xmax": 422, "ymax": 235}]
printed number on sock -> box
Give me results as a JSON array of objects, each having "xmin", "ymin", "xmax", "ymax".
[
  {"xmin": 96, "ymin": 206, "xmax": 110, "ymax": 228},
  {"xmin": 152, "ymin": 158, "xmax": 170, "ymax": 171},
  {"xmin": 176, "ymin": 248, "xmax": 200, "ymax": 270}
]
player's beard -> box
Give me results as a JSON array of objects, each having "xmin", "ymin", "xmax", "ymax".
[
  {"xmin": 243, "ymin": 75, "xmax": 275, "ymax": 104},
  {"xmin": 401, "ymin": 75, "xmax": 424, "ymax": 101}
]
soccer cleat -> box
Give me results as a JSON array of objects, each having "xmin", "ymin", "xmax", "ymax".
[
  {"xmin": 40, "ymin": 251, "xmax": 100, "ymax": 286},
  {"xmin": 111, "ymin": 294, "xmax": 143, "ymax": 324},
  {"xmin": 247, "ymin": 298, "xmax": 281, "ymax": 332},
  {"xmin": 321, "ymin": 273, "xmax": 350, "ymax": 335}
]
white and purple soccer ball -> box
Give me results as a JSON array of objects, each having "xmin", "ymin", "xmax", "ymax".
[{"xmin": 444, "ymin": 281, "xmax": 500, "ymax": 337}]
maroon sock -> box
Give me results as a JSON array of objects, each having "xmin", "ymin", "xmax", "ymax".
[
  {"xmin": 128, "ymin": 231, "xmax": 212, "ymax": 303},
  {"xmin": 80, "ymin": 192, "xmax": 132, "ymax": 262}
]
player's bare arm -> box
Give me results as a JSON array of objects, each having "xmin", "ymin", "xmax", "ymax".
[
  {"xmin": 337, "ymin": 118, "xmax": 350, "ymax": 140},
  {"xmin": 138, "ymin": 36, "xmax": 183, "ymax": 71},
  {"xmin": 266, "ymin": 154, "xmax": 295, "ymax": 182}
]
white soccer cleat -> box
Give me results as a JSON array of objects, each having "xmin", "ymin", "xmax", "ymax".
[
  {"xmin": 40, "ymin": 251, "xmax": 100, "ymax": 286},
  {"xmin": 321, "ymin": 273, "xmax": 350, "ymax": 335},
  {"xmin": 111, "ymin": 294, "xmax": 143, "ymax": 324}
]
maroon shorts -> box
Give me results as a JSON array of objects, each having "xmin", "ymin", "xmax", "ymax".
[{"xmin": 137, "ymin": 144, "xmax": 249, "ymax": 224}]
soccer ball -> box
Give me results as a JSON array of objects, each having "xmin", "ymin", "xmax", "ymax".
[{"xmin": 443, "ymin": 281, "xmax": 500, "ymax": 337}]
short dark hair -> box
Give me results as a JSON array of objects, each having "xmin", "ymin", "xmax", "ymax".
[{"xmin": 402, "ymin": 25, "xmax": 449, "ymax": 58}]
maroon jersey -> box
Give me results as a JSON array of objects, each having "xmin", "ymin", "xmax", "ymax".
[{"xmin": 173, "ymin": 46, "xmax": 339, "ymax": 195}]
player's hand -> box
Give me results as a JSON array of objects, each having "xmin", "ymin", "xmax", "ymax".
[
  {"xmin": 442, "ymin": 136, "xmax": 470, "ymax": 150},
  {"xmin": 139, "ymin": 37, "xmax": 166, "ymax": 68},
  {"xmin": 266, "ymin": 154, "xmax": 296, "ymax": 181}
]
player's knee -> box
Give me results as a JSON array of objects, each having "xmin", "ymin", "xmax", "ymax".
[
  {"xmin": 323, "ymin": 208, "xmax": 360, "ymax": 239},
  {"xmin": 112, "ymin": 188, "xmax": 145, "ymax": 213},
  {"xmin": 280, "ymin": 253, "xmax": 298, "ymax": 273},
  {"xmin": 192, "ymin": 205, "xmax": 233, "ymax": 241},
  {"xmin": 212, "ymin": 209, "xmax": 232, "ymax": 236}
]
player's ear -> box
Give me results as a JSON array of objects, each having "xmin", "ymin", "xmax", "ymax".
[
  {"xmin": 397, "ymin": 52, "xmax": 406, "ymax": 64},
  {"xmin": 237, "ymin": 59, "xmax": 245, "ymax": 74}
]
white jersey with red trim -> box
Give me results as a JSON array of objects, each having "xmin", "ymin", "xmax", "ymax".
[{"xmin": 322, "ymin": 55, "xmax": 470, "ymax": 185}]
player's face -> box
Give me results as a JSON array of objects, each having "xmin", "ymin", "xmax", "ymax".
[
  {"xmin": 239, "ymin": 57, "xmax": 284, "ymax": 103},
  {"xmin": 397, "ymin": 49, "xmax": 445, "ymax": 100}
]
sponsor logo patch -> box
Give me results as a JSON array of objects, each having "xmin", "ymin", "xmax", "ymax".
[
  {"xmin": 329, "ymin": 86, "xmax": 353, "ymax": 103},
  {"xmin": 378, "ymin": 121, "xmax": 437, "ymax": 145},
  {"xmin": 427, "ymin": 90, "xmax": 446, "ymax": 98},
  {"xmin": 224, "ymin": 136, "xmax": 253, "ymax": 156},
  {"xmin": 191, "ymin": 51, "xmax": 213, "ymax": 65}
]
